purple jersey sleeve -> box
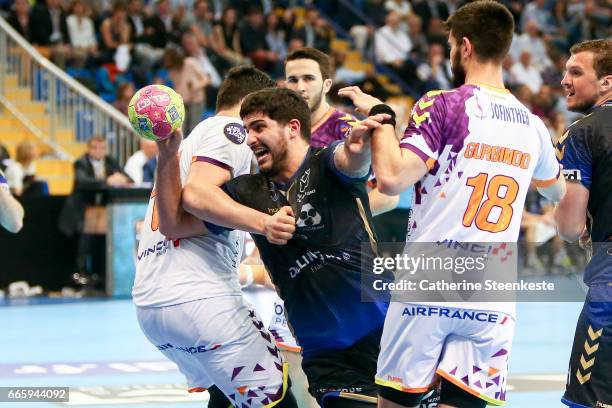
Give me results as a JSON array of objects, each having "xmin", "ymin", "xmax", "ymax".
[
  {"xmin": 399, "ymin": 87, "xmax": 474, "ymax": 169},
  {"xmin": 310, "ymin": 109, "xmax": 358, "ymax": 148}
]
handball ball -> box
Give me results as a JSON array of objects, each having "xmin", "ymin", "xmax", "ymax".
[{"xmin": 128, "ymin": 84, "xmax": 185, "ymax": 141}]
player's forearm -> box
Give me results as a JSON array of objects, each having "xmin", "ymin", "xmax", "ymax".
[
  {"xmin": 0, "ymin": 191, "xmax": 24, "ymax": 233},
  {"xmin": 554, "ymin": 204, "xmax": 585, "ymax": 242},
  {"xmin": 155, "ymin": 152, "xmax": 203, "ymax": 239},
  {"xmin": 368, "ymin": 188, "xmax": 399, "ymax": 216},
  {"xmin": 371, "ymin": 125, "xmax": 417, "ymax": 195},
  {"xmin": 182, "ymin": 183, "xmax": 269, "ymax": 235},
  {"xmin": 536, "ymin": 177, "xmax": 566, "ymax": 203},
  {"xmin": 335, "ymin": 142, "xmax": 371, "ymax": 178},
  {"xmin": 553, "ymin": 181, "xmax": 587, "ymax": 242}
]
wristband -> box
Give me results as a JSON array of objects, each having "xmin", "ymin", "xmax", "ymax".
[{"xmin": 368, "ymin": 104, "xmax": 396, "ymax": 127}]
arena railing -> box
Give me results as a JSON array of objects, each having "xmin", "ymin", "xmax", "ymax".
[{"xmin": 0, "ymin": 16, "xmax": 138, "ymax": 164}]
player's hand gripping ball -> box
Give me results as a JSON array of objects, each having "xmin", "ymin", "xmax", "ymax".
[{"xmin": 128, "ymin": 85, "xmax": 185, "ymax": 141}]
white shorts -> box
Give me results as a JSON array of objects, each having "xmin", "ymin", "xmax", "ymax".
[
  {"xmin": 136, "ymin": 295, "xmax": 289, "ymax": 407},
  {"xmin": 268, "ymin": 298, "xmax": 301, "ymax": 353},
  {"xmin": 376, "ymin": 303, "xmax": 515, "ymax": 406}
]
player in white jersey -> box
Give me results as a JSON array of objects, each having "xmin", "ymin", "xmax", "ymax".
[
  {"xmin": 0, "ymin": 168, "xmax": 24, "ymax": 233},
  {"xmin": 132, "ymin": 66, "xmax": 298, "ymax": 408},
  {"xmin": 340, "ymin": 2, "xmax": 566, "ymax": 407}
]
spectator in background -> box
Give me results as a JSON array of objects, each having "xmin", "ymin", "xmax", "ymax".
[
  {"xmin": 28, "ymin": 0, "xmax": 70, "ymax": 67},
  {"xmin": 186, "ymin": 0, "xmax": 215, "ymax": 49},
  {"xmin": 128, "ymin": 0, "xmax": 164, "ymax": 87},
  {"xmin": 291, "ymin": 7, "xmax": 318, "ymax": 49},
  {"xmin": 163, "ymin": 47, "xmax": 209, "ymax": 134},
  {"xmin": 312, "ymin": 13, "xmax": 334, "ymax": 54},
  {"xmin": 552, "ymin": 0, "xmax": 585, "ymax": 49},
  {"xmin": 99, "ymin": 3, "xmax": 131, "ymax": 64},
  {"xmin": 127, "ymin": 0, "xmax": 147, "ymax": 45},
  {"xmin": 385, "ymin": 0, "xmax": 413, "ymax": 20},
  {"xmin": 0, "ymin": 168, "xmax": 24, "ymax": 233},
  {"xmin": 500, "ymin": 0, "xmax": 526, "ymax": 31},
  {"xmin": 144, "ymin": 0, "xmax": 181, "ymax": 49},
  {"xmin": 124, "ymin": 139, "xmax": 158, "ymax": 184},
  {"xmin": 375, "ymin": 11, "xmax": 412, "ymax": 64},
  {"xmin": 4, "ymin": 140, "xmax": 40, "ymax": 197},
  {"xmin": 424, "ymin": 16, "xmax": 447, "ymax": 46},
  {"xmin": 542, "ymin": 50, "xmax": 568, "ymax": 87},
  {"xmin": 585, "ymin": 0, "xmax": 611, "ymax": 39},
  {"xmin": 416, "ymin": 41, "xmax": 452, "ymax": 91},
  {"xmin": 412, "ymin": 0, "xmax": 450, "ymax": 35},
  {"xmin": 407, "ymin": 14, "xmax": 428, "ymax": 58},
  {"xmin": 7, "ymin": 0, "xmax": 30, "ymax": 41},
  {"xmin": 212, "ymin": 7, "xmax": 248, "ymax": 66},
  {"xmin": 375, "ymin": 11, "xmax": 419, "ymax": 93},
  {"xmin": 181, "ymin": 31, "xmax": 221, "ymax": 110},
  {"xmin": 58, "ymin": 136, "xmax": 132, "ymax": 288},
  {"xmin": 510, "ymin": 50, "xmax": 543, "ymax": 94},
  {"xmin": 113, "ymin": 82, "xmax": 135, "ymax": 116},
  {"xmin": 287, "ymin": 37, "xmax": 305, "ymax": 53},
  {"xmin": 550, "ymin": 111, "xmax": 569, "ymax": 144},
  {"xmin": 239, "ymin": 7, "xmax": 277, "ymax": 72},
  {"xmin": 66, "ymin": 0, "xmax": 98, "ymax": 68},
  {"xmin": 364, "ymin": 0, "xmax": 390, "ymax": 28},
  {"xmin": 510, "ymin": 19, "xmax": 551, "ymax": 72},
  {"xmin": 265, "ymin": 12, "xmax": 289, "ymax": 78},
  {"xmin": 514, "ymin": 83, "xmax": 534, "ymax": 110},
  {"xmin": 333, "ymin": 50, "xmax": 367, "ymax": 85},
  {"xmin": 520, "ymin": 0, "xmax": 555, "ymax": 34},
  {"xmin": 532, "ymin": 84, "xmax": 557, "ymax": 123}
]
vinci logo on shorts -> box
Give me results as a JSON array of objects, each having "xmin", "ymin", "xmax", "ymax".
[
  {"xmin": 401, "ymin": 306, "xmax": 509, "ymax": 324},
  {"xmin": 156, "ymin": 343, "xmax": 222, "ymax": 354}
]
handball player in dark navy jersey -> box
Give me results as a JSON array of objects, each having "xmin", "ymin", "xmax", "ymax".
[
  {"xmin": 165, "ymin": 87, "xmax": 392, "ymax": 407},
  {"xmin": 554, "ymin": 39, "xmax": 612, "ymax": 408}
]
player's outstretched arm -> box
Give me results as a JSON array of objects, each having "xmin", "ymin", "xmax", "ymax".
[
  {"xmin": 554, "ymin": 181, "xmax": 587, "ymax": 242},
  {"xmin": 333, "ymin": 113, "xmax": 390, "ymax": 178},
  {"xmin": 182, "ymin": 166, "xmax": 295, "ymax": 245},
  {"xmin": 155, "ymin": 129, "xmax": 208, "ymax": 240},
  {"xmin": 338, "ymin": 86, "xmax": 428, "ymax": 195},
  {"xmin": 0, "ymin": 174, "xmax": 24, "ymax": 233}
]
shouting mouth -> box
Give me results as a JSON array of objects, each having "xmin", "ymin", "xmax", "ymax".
[{"xmin": 252, "ymin": 145, "xmax": 271, "ymax": 164}]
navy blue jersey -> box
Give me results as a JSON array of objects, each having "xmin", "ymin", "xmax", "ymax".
[
  {"xmin": 222, "ymin": 143, "xmax": 390, "ymax": 358},
  {"xmin": 557, "ymin": 101, "xmax": 612, "ymax": 283}
]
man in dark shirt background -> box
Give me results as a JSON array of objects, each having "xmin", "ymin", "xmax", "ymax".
[{"xmin": 554, "ymin": 39, "xmax": 612, "ymax": 408}]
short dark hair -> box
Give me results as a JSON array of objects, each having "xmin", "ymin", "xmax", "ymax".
[
  {"xmin": 570, "ymin": 39, "xmax": 612, "ymax": 79},
  {"xmin": 215, "ymin": 66, "xmax": 276, "ymax": 112},
  {"xmin": 443, "ymin": 1, "xmax": 514, "ymax": 63},
  {"xmin": 285, "ymin": 47, "xmax": 332, "ymax": 80},
  {"xmin": 240, "ymin": 88, "xmax": 311, "ymax": 141}
]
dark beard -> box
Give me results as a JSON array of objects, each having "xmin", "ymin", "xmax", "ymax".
[
  {"xmin": 259, "ymin": 138, "xmax": 288, "ymax": 178},
  {"xmin": 568, "ymin": 98, "xmax": 598, "ymax": 114},
  {"xmin": 451, "ymin": 51, "xmax": 466, "ymax": 88},
  {"xmin": 309, "ymin": 86, "xmax": 324, "ymax": 113}
]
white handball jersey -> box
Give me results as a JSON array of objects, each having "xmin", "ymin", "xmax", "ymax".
[
  {"xmin": 132, "ymin": 116, "xmax": 253, "ymax": 307},
  {"xmin": 399, "ymin": 85, "xmax": 561, "ymax": 315},
  {"xmin": 402, "ymin": 84, "xmax": 560, "ymax": 242}
]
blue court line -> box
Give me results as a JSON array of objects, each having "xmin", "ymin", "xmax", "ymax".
[{"xmin": 0, "ymin": 295, "xmax": 584, "ymax": 407}]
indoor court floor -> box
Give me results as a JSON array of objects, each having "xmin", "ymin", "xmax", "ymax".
[{"xmin": 0, "ymin": 287, "xmax": 580, "ymax": 407}]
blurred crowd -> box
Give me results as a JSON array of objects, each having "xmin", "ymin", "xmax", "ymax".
[
  {"xmin": 1, "ymin": 0, "xmax": 609, "ymax": 133},
  {"xmin": 1, "ymin": 0, "xmax": 607, "ymax": 275},
  {"xmin": 1, "ymin": 0, "xmax": 337, "ymax": 127}
]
